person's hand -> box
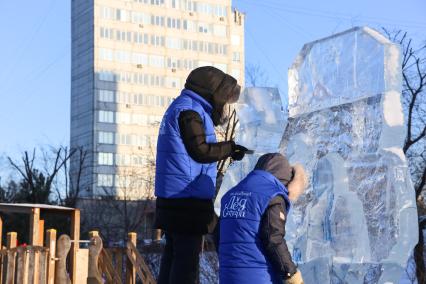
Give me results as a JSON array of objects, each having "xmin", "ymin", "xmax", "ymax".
[
  {"xmin": 231, "ymin": 144, "xmax": 248, "ymax": 161},
  {"xmin": 285, "ymin": 270, "xmax": 304, "ymax": 284}
]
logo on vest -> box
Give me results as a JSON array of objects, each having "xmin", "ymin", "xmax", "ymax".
[{"xmin": 222, "ymin": 192, "xmax": 251, "ymax": 218}]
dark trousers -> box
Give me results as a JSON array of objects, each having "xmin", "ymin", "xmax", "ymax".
[{"xmin": 158, "ymin": 233, "xmax": 203, "ymax": 284}]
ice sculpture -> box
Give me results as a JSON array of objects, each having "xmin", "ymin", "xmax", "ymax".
[
  {"xmin": 215, "ymin": 26, "xmax": 417, "ymax": 283},
  {"xmin": 214, "ymin": 87, "xmax": 286, "ymax": 215},
  {"xmin": 282, "ymin": 27, "xmax": 418, "ymax": 283}
]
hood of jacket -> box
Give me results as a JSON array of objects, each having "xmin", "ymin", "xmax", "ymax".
[
  {"xmin": 254, "ymin": 153, "xmax": 307, "ymax": 202},
  {"xmin": 184, "ymin": 66, "xmax": 241, "ymax": 126}
]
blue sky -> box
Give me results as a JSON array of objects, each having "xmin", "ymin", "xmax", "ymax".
[{"xmin": 0, "ymin": 0, "xmax": 425, "ymax": 163}]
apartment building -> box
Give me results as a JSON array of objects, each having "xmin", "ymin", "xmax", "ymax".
[{"xmin": 70, "ymin": 0, "xmax": 245, "ymax": 198}]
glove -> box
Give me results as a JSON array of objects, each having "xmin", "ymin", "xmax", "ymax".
[
  {"xmin": 231, "ymin": 144, "xmax": 248, "ymax": 161},
  {"xmin": 285, "ymin": 270, "xmax": 304, "ymax": 284}
]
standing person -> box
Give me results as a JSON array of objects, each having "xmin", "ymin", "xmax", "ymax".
[
  {"xmin": 219, "ymin": 153, "xmax": 307, "ymax": 284},
  {"xmin": 155, "ymin": 66, "xmax": 249, "ymax": 284}
]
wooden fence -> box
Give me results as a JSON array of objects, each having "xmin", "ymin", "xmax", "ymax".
[{"xmin": 0, "ymin": 230, "xmax": 156, "ymax": 284}]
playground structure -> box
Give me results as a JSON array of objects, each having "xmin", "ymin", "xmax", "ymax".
[{"xmin": 0, "ymin": 203, "xmax": 156, "ymax": 284}]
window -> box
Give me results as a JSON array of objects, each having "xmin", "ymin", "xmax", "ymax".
[
  {"xmin": 151, "ymin": 15, "xmax": 164, "ymax": 26},
  {"xmin": 100, "ymin": 27, "xmax": 113, "ymax": 39},
  {"xmin": 115, "ymin": 175, "xmax": 132, "ymax": 188},
  {"xmin": 98, "ymin": 152, "xmax": 113, "ymax": 165},
  {"xmin": 131, "ymin": 11, "xmax": 149, "ymax": 24},
  {"xmin": 218, "ymin": 44, "xmax": 227, "ymax": 55},
  {"xmin": 98, "ymin": 111, "xmax": 114, "ymax": 123},
  {"xmin": 167, "ymin": 57, "xmax": 179, "ymax": 68},
  {"xmin": 166, "ymin": 77, "xmax": 181, "ymax": 89},
  {"xmin": 185, "ymin": 20, "xmax": 196, "ymax": 32},
  {"xmin": 215, "ymin": 5, "xmax": 227, "ymax": 17},
  {"xmin": 116, "ymin": 112, "xmax": 131, "ymax": 124},
  {"xmin": 150, "ymin": 55, "xmax": 164, "ymax": 68},
  {"xmin": 132, "ymin": 52, "xmax": 148, "ymax": 65},
  {"xmin": 99, "ymin": 48, "xmax": 113, "ymax": 61},
  {"xmin": 100, "ymin": 7, "xmax": 114, "ymax": 20},
  {"xmin": 171, "ymin": 0, "xmax": 180, "ymax": 8},
  {"xmin": 98, "ymin": 174, "xmax": 114, "ymax": 187},
  {"xmin": 232, "ymin": 52, "xmax": 241, "ymax": 62},
  {"xmin": 115, "ymin": 154, "xmax": 131, "ymax": 166},
  {"xmin": 150, "ymin": 35, "xmax": 164, "ymax": 47},
  {"xmin": 116, "ymin": 9, "xmax": 129, "ymax": 22},
  {"xmin": 166, "ymin": 37, "xmax": 181, "ymax": 49},
  {"xmin": 98, "ymin": 90, "xmax": 114, "ymax": 102},
  {"xmin": 116, "ymin": 133, "xmax": 133, "ymax": 145},
  {"xmin": 134, "ymin": 32, "xmax": 144, "ymax": 44},
  {"xmin": 98, "ymin": 131, "xmax": 114, "ymax": 144},
  {"xmin": 198, "ymin": 23, "xmax": 209, "ymax": 34},
  {"xmin": 98, "ymin": 71, "xmax": 115, "ymax": 82},
  {"xmin": 151, "ymin": 0, "xmax": 165, "ymax": 5}
]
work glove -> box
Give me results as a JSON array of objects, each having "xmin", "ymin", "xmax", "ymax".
[
  {"xmin": 231, "ymin": 144, "xmax": 248, "ymax": 161},
  {"xmin": 285, "ymin": 270, "xmax": 304, "ymax": 284}
]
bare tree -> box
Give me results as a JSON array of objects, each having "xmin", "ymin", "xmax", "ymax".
[
  {"xmin": 7, "ymin": 147, "xmax": 75, "ymax": 203},
  {"xmin": 384, "ymin": 28, "xmax": 426, "ymax": 283},
  {"xmin": 55, "ymin": 146, "xmax": 88, "ymax": 207},
  {"xmin": 245, "ymin": 63, "xmax": 269, "ymax": 87}
]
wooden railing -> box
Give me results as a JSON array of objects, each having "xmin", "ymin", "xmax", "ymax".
[
  {"xmin": 0, "ymin": 232, "xmax": 70, "ymax": 284},
  {"xmin": 87, "ymin": 231, "xmax": 155, "ymax": 284},
  {"xmin": 0, "ymin": 230, "xmax": 156, "ymax": 284}
]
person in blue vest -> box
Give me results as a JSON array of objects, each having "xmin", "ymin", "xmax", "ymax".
[
  {"xmin": 219, "ymin": 153, "xmax": 307, "ymax": 284},
  {"xmin": 155, "ymin": 66, "xmax": 249, "ymax": 284}
]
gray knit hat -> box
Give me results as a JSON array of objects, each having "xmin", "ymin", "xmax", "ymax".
[{"xmin": 254, "ymin": 153, "xmax": 293, "ymax": 186}]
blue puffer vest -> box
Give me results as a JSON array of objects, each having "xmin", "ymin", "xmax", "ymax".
[
  {"xmin": 219, "ymin": 170, "xmax": 291, "ymax": 284},
  {"xmin": 155, "ymin": 89, "xmax": 217, "ymax": 200}
]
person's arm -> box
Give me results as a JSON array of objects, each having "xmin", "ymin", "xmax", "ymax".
[
  {"xmin": 260, "ymin": 196, "xmax": 298, "ymax": 280},
  {"xmin": 178, "ymin": 110, "xmax": 234, "ymax": 163}
]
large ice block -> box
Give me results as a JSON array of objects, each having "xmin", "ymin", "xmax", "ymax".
[
  {"xmin": 282, "ymin": 27, "xmax": 418, "ymax": 283},
  {"xmin": 214, "ymin": 88, "xmax": 286, "ymax": 215},
  {"xmin": 214, "ymin": 27, "xmax": 417, "ymax": 283}
]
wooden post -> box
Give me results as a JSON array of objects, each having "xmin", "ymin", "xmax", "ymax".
[
  {"xmin": 70, "ymin": 209, "xmax": 80, "ymax": 284},
  {"xmin": 55, "ymin": 235, "xmax": 71, "ymax": 284},
  {"xmin": 29, "ymin": 208, "xmax": 40, "ymax": 246},
  {"xmin": 45, "ymin": 229, "xmax": 57, "ymax": 284},
  {"xmin": 89, "ymin": 231, "xmax": 99, "ymax": 238},
  {"xmin": 15, "ymin": 247, "xmax": 26, "ymax": 284},
  {"xmin": 6, "ymin": 232, "xmax": 17, "ymax": 249},
  {"xmin": 38, "ymin": 220, "xmax": 44, "ymax": 246},
  {"xmin": 87, "ymin": 235, "xmax": 102, "ymax": 284},
  {"xmin": 6, "ymin": 232, "xmax": 17, "ymax": 284},
  {"xmin": 38, "ymin": 250, "xmax": 48, "ymax": 284},
  {"xmin": 28, "ymin": 248, "xmax": 36, "ymax": 283},
  {"xmin": 126, "ymin": 232, "xmax": 137, "ymax": 284},
  {"xmin": 29, "ymin": 208, "xmax": 41, "ymax": 284}
]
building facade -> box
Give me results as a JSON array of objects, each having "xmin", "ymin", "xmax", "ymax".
[{"xmin": 70, "ymin": 0, "xmax": 245, "ymax": 199}]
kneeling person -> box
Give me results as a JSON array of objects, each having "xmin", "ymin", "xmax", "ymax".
[{"xmin": 219, "ymin": 153, "xmax": 307, "ymax": 284}]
